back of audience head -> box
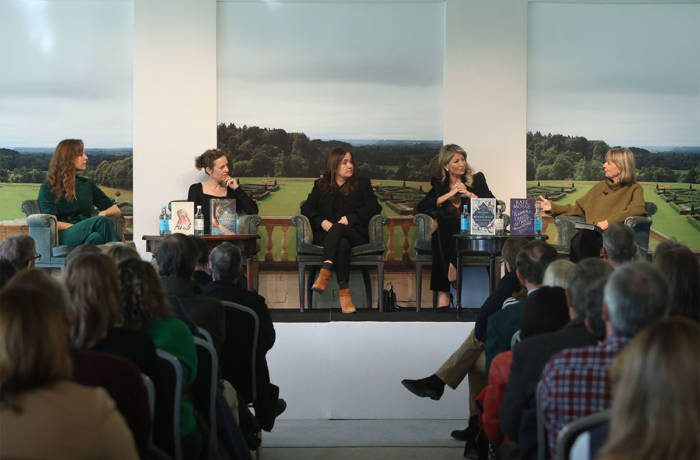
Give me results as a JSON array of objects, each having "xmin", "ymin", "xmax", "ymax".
[
  {"xmin": 603, "ymin": 262, "xmax": 668, "ymax": 338},
  {"xmin": 542, "ymin": 259, "xmax": 575, "ymax": 289},
  {"xmin": 209, "ymin": 242, "xmax": 242, "ymax": 282},
  {"xmin": 0, "ymin": 270, "xmax": 72, "ymax": 410},
  {"xmin": 599, "ymin": 317, "xmax": 700, "ymax": 460},
  {"xmin": 104, "ymin": 243, "xmax": 141, "ymax": 265},
  {"xmin": 155, "ymin": 233, "xmax": 197, "ymax": 278},
  {"xmin": 64, "ymin": 243, "xmax": 102, "ymax": 266},
  {"xmin": 568, "ymin": 258, "xmax": 613, "ymax": 341},
  {"xmin": 0, "ymin": 259, "xmax": 17, "ymax": 289},
  {"xmin": 0, "ymin": 235, "xmax": 38, "ymax": 271},
  {"xmin": 515, "ymin": 240, "xmax": 558, "ymax": 286},
  {"xmin": 519, "ymin": 286, "xmax": 570, "ymax": 340},
  {"xmin": 191, "ymin": 236, "xmax": 210, "ymax": 272},
  {"xmin": 501, "ymin": 237, "xmax": 530, "ymax": 273},
  {"xmin": 653, "ymin": 241, "xmax": 699, "ymax": 322},
  {"xmin": 118, "ymin": 258, "xmax": 173, "ymax": 330},
  {"xmin": 603, "ymin": 223, "xmax": 637, "ymax": 266},
  {"xmin": 64, "ymin": 253, "xmax": 122, "ymax": 349}
]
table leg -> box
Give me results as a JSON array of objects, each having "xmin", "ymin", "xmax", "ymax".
[
  {"xmin": 456, "ymin": 241, "xmax": 462, "ymax": 316},
  {"xmin": 489, "ymin": 255, "xmax": 497, "ymax": 294},
  {"xmin": 246, "ymin": 258, "xmax": 257, "ymax": 291}
]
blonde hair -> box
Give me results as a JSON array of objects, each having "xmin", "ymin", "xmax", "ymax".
[
  {"xmin": 48, "ymin": 139, "xmax": 84, "ymax": 200},
  {"xmin": 438, "ymin": 144, "xmax": 474, "ymax": 186},
  {"xmin": 0, "ymin": 270, "xmax": 72, "ymax": 412},
  {"xmin": 542, "ymin": 259, "xmax": 576, "ymax": 289},
  {"xmin": 64, "ymin": 253, "xmax": 123, "ymax": 349},
  {"xmin": 599, "ymin": 317, "xmax": 700, "ymax": 460},
  {"xmin": 605, "ymin": 148, "xmax": 636, "ymax": 184}
]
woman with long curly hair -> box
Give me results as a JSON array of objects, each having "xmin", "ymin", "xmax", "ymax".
[{"xmin": 37, "ymin": 139, "xmax": 121, "ymax": 246}]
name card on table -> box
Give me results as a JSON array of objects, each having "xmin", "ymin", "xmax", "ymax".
[
  {"xmin": 210, "ymin": 199, "xmax": 237, "ymax": 235},
  {"xmin": 470, "ymin": 198, "xmax": 496, "ymax": 235},
  {"xmin": 170, "ymin": 201, "xmax": 194, "ymax": 235},
  {"xmin": 510, "ymin": 198, "xmax": 535, "ymax": 236}
]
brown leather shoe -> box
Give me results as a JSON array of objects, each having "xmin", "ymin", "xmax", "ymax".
[
  {"xmin": 312, "ymin": 267, "xmax": 332, "ymax": 293},
  {"xmin": 339, "ymin": 288, "xmax": 357, "ymax": 314}
]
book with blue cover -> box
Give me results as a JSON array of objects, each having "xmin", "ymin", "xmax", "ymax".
[
  {"xmin": 470, "ymin": 198, "xmax": 496, "ymax": 235},
  {"xmin": 210, "ymin": 198, "xmax": 237, "ymax": 235},
  {"xmin": 509, "ymin": 198, "xmax": 535, "ymax": 236}
]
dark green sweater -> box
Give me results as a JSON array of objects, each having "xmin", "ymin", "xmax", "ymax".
[{"xmin": 550, "ymin": 180, "xmax": 646, "ymax": 225}]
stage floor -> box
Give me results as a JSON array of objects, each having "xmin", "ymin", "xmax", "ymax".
[{"xmin": 270, "ymin": 308, "xmax": 478, "ymax": 323}]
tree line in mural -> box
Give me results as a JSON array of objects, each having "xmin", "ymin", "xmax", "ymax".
[
  {"xmin": 217, "ymin": 123, "xmax": 441, "ymax": 179},
  {"xmin": 0, "ymin": 148, "xmax": 132, "ymax": 188},
  {"xmin": 527, "ymin": 132, "xmax": 699, "ymax": 183}
]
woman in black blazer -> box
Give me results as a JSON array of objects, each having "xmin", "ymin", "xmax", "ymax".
[
  {"xmin": 301, "ymin": 147, "xmax": 382, "ymax": 313},
  {"xmin": 416, "ymin": 144, "xmax": 494, "ymax": 309}
]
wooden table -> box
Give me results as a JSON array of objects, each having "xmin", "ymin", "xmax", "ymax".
[{"xmin": 143, "ymin": 234, "xmax": 260, "ymax": 291}]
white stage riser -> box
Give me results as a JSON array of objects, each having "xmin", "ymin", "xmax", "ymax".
[{"xmin": 267, "ymin": 321, "xmax": 473, "ymax": 420}]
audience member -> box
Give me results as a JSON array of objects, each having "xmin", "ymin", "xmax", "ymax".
[
  {"xmin": 0, "ymin": 259, "xmax": 17, "ymax": 288},
  {"xmin": 119, "ymin": 258, "xmax": 203, "ymax": 459},
  {"xmin": 0, "ymin": 272, "xmax": 138, "ymax": 459},
  {"xmin": 485, "ymin": 240, "xmax": 558, "ymax": 370},
  {"xmin": 0, "ymin": 234, "xmax": 39, "ymax": 270},
  {"xmin": 203, "ymin": 242, "xmax": 286, "ymax": 431},
  {"xmin": 191, "ymin": 235, "xmax": 213, "ymax": 291},
  {"xmin": 500, "ymin": 258, "xmax": 611, "ymax": 459},
  {"xmin": 401, "ymin": 237, "xmax": 529, "ymax": 443},
  {"xmin": 654, "ymin": 241, "xmax": 700, "ymax": 322},
  {"xmin": 540, "ymin": 262, "xmax": 669, "ymax": 458},
  {"xmin": 156, "ymin": 233, "xmax": 226, "ymax": 353},
  {"xmin": 104, "ymin": 242, "xmax": 141, "ymax": 265},
  {"xmin": 542, "ymin": 259, "xmax": 575, "ymax": 289},
  {"xmin": 64, "ymin": 242, "xmax": 101, "ymax": 265},
  {"xmin": 598, "ymin": 317, "xmax": 700, "ymax": 460},
  {"xmin": 602, "ymin": 223, "xmax": 637, "ymax": 267}
]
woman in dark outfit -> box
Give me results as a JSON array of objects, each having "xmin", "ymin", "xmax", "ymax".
[
  {"xmin": 301, "ymin": 148, "xmax": 382, "ymax": 313},
  {"xmin": 416, "ymin": 144, "xmax": 494, "ymax": 309},
  {"xmin": 187, "ymin": 149, "xmax": 259, "ymax": 233}
]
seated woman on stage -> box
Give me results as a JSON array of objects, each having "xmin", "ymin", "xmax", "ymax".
[
  {"xmin": 537, "ymin": 147, "xmax": 646, "ymax": 260},
  {"xmin": 187, "ymin": 149, "xmax": 258, "ymax": 233},
  {"xmin": 415, "ymin": 144, "xmax": 494, "ymax": 309},
  {"xmin": 301, "ymin": 147, "xmax": 382, "ymax": 313},
  {"xmin": 38, "ymin": 139, "xmax": 121, "ymax": 246}
]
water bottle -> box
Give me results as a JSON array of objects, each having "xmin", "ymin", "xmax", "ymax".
[
  {"xmin": 534, "ymin": 202, "xmax": 543, "ymax": 236},
  {"xmin": 460, "ymin": 204, "xmax": 470, "ymax": 233},
  {"xmin": 194, "ymin": 205, "xmax": 205, "ymax": 237},
  {"xmin": 495, "ymin": 204, "xmax": 505, "ymax": 235},
  {"xmin": 159, "ymin": 205, "xmax": 171, "ymax": 236}
]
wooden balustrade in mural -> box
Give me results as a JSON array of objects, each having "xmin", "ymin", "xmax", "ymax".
[{"xmin": 257, "ymin": 216, "xmax": 417, "ymax": 269}]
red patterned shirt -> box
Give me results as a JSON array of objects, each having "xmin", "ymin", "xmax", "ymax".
[{"xmin": 539, "ymin": 335, "xmax": 629, "ymax": 458}]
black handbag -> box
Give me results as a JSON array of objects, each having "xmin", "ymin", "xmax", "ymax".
[{"xmin": 382, "ymin": 282, "xmax": 397, "ymax": 311}]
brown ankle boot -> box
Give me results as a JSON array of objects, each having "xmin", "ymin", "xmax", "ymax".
[
  {"xmin": 339, "ymin": 288, "xmax": 357, "ymax": 314},
  {"xmin": 312, "ymin": 267, "xmax": 332, "ymax": 293}
]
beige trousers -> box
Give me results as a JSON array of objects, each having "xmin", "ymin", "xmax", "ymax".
[{"xmin": 435, "ymin": 328, "xmax": 487, "ymax": 415}]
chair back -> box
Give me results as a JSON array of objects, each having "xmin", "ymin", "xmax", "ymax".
[
  {"xmin": 142, "ymin": 373, "xmax": 156, "ymax": 422},
  {"xmin": 536, "ymin": 380, "xmax": 548, "ymax": 460},
  {"xmin": 556, "ymin": 410, "xmax": 610, "ymax": 460},
  {"xmin": 220, "ymin": 300, "xmax": 259, "ymax": 404},
  {"xmin": 192, "ymin": 336, "xmax": 218, "ymax": 453},
  {"xmin": 197, "ymin": 326, "xmax": 214, "ymax": 347},
  {"xmin": 153, "ymin": 349, "xmax": 183, "ymax": 460},
  {"xmin": 21, "ymin": 199, "xmax": 40, "ymax": 217}
]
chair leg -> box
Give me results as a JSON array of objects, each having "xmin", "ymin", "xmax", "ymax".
[
  {"xmin": 361, "ymin": 268, "xmax": 372, "ymax": 311},
  {"xmin": 307, "ymin": 267, "xmax": 317, "ymax": 311},
  {"xmin": 415, "ymin": 262, "xmax": 422, "ymax": 312},
  {"xmin": 432, "ymin": 290, "xmax": 438, "ymax": 311},
  {"xmin": 377, "ymin": 262, "xmax": 384, "ymax": 311},
  {"xmin": 298, "ymin": 264, "xmax": 306, "ymax": 312}
]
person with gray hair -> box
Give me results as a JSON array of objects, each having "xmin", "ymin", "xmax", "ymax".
[
  {"xmin": 603, "ymin": 223, "xmax": 637, "ymax": 267},
  {"xmin": 202, "ymin": 242, "xmax": 286, "ymax": 432},
  {"xmin": 540, "ymin": 262, "xmax": 668, "ymax": 458},
  {"xmin": 0, "ymin": 235, "xmax": 39, "ymax": 270},
  {"xmin": 500, "ymin": 258, "xmax": 611, "ymax": 459}
]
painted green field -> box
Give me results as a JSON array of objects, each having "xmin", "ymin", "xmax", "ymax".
[
  {"xmin": 528, "ymin": 181, "xmax": 700, "ymax": 250},
  {"xmin": 0, "ymin": 183, "xmax": 132, "ymax": 220}
]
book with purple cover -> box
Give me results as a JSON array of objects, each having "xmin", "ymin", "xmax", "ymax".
[
  {"xmin": 509, "ymin": 198, "xmax": 535, "ymax": 236},
  {"xmin": 210, "ymin": 198, "xmax": 237, "ymax": 235}
]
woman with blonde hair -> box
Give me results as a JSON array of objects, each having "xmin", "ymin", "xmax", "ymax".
[
  {"xmin": 415, "ymin": 144, "xmax": 494, "ymax": 309},
  {"xmin": 38, "ymin": 138, "xmax": 121, "ymax": 246},
  {"xmin": 598, "ymin": 317, "xmax": 700, "ymax": 460},
  {"xmin": 0, "ymin": 272, "xmax": 138, "ymax": 459}
]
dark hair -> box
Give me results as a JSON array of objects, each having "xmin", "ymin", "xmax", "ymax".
[
  {"xmin": 195, "ymin": 149, "xmax": 227, "ymax": 172},
  {"xmin": 515, "ymin": 240, "xmax": 558, "ymax": 285},
  {"xmin": 319, "ymin": 147, "xmax": 358, "ymax": 195},
  {"xmin": 0, "ymin": 235, "xmax": 37, "ymax": 270},
  {"xmin": 65, "ymin": 244, "xmax": 101, "ymax": 266},
  {"xmin": 191, "ymin": 236, "xmax": 210, "ymax": 266},
  {"xmin": 520, "ymin": 286, "xmax": 570, "ymax": 339},
  {"xmin": 0, "ymin": 259, "xmax": 17, "ymax": 288},
  {"xmin": 501, "ymin": 237, "xmax": 530, "ymax": 271},
  {"xmin": 104, "ymin": 243, "xmax": 141, "ymax": 265},
  {"xmin": 155, "ymin": 233, "xmax": 197, "ymax": 277},
  {"xmin": 209, "ymin": 242, "xmax": 242, "ymax": 282},
  {"xmin": 568, "ymin": 258, "xmax": 613, "ymax": 320},
  {"xmin": 118, "ymin": 259, "xmax": 173, "ymax": 331},
  {"xmin": 654, "ymin": 242, "xmax": 699, "ymax": 322},
  {"xmin": 603, "ymin": 223, "xmax": 637, "ymax": 264}
]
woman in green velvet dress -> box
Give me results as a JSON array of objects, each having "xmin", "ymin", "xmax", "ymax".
[{"xmin": 37, "ymin": 139, "xmax": 121, "ymax": 247}]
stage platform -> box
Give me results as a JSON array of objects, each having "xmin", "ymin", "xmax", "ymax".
[{"xmin": 266, "ymin": 311, "xmax": 476, "ymax": 420}]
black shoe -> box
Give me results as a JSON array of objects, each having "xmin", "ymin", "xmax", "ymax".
[
  {"xmin": 451, "ymin": 427, "xmax": 470, "ymax": 441},
  {"xmin": 274, "ymin": 398, "xmax": 287, "ymax": 417},
  {"xmin": 401, "ymin": 375, "xmax": 445, "ymax": 400}
]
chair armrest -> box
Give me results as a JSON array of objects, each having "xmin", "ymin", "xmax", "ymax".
[
  {"xmin": 26, "ymin": 214, "xmax": 60, "ymax": 260},
  {"xmin": 368, "ymin": 214, "xmax": 387, "ymax": 245},
  {"xmin": 21, "ymin": 200, "xmax": 40, "ymax": 217},
  {"xmin": 291, "ymin": 215, "xmax": 313, "ymax": 246},
  {"xmin": 413, "ymin": 213, "xmax": 437, "ymax": 242},
  {"xmin": 238, "ymin": 214, "xmax": 262, "ymax": 235},
  {"xmin": 554, "ymin": 215, "xmax": 585, "ymax": 250},
  {"xmin": 624, "ymin": 215, "xmax": 651, "ymax": 229},
  {"xmin": 26, "ymin": 213, "xmax": 58, "ymax": 228}
]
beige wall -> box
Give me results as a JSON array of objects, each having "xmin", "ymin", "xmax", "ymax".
[{"xmin": 132, "ymin": 0, "xmax": 528, "ymax": 254}]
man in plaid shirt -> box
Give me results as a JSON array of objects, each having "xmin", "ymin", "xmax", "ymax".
[{"xmin": 539, "ymin": 262, "xmax": 669, "ymax": 458}]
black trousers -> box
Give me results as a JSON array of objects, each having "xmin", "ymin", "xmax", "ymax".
[
  {"xmin": 430, "ymin": 215, "xmax": 459, "ymax": 293},
  {"xmin": 315, "ymin": 224, "xmax": 367, "ymax": 286}
]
